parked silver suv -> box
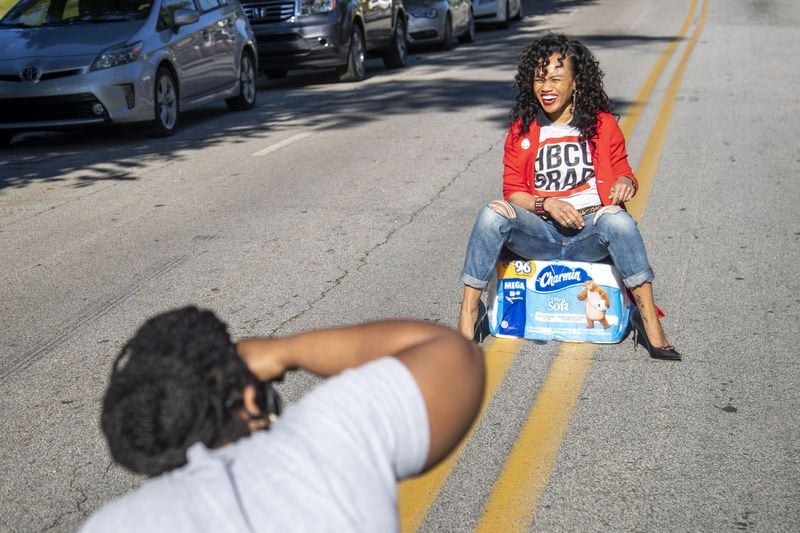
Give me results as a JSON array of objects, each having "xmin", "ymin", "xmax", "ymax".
[
  {"xmin": 242, "ymin": 0, "xmax": 408, "ymax": 82},
  {"xmin": 0, "ymin": 0, "xmax": 258, "ymax": 146}
]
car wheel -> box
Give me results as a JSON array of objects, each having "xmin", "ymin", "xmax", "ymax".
[
  {"xmin": 513, "ymin": 0, "xmax": 523, "ymax": 21},
  {"xmin": 498, "ymin": 0, "xmax": 510, "ymax": 29},
  {"xmin": 226, "ymin": 52, "xmax": 257, "ymax": 111},
  {"xmin": 337, "ymin": 25, "xmax": 366, "ymax": 82},
  {"xmin": 440, "ymin": 14, "xmax": 454, "ymax": 50},
  {"xmin": 152, "ymin": 66, "xmax": 179, "ymax": 137},
  {"xmin": 264, "ymin": 68, "xmax": 288, "ymax": 80},
  {"xmin": 382, "ymin": 16, "xmax": 407, "ymax": 69},
  {"xmin": 0, "ymin": 130, "xmax": 14, "ymax": 147},
  {"xmin": 458, "ymin": 9, "xmax": 476, "ymax": 43}
]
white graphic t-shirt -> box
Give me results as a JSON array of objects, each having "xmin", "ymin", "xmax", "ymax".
[{"xmin": 534, "ymin": 113, "xmax": 600, "ymax": 210}]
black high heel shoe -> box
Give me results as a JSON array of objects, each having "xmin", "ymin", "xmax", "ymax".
[
  {"xmin": 472, "ymin": 300, "xmax": 489, "ymax": 343},
  {"xmin": 630, "ymin": 308, "xmax": 681, "ymax": 360}
]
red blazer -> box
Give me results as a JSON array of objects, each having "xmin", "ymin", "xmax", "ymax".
[{"xmin": 502, "ymin": 111, "xmax": 637, "ymax": 205}]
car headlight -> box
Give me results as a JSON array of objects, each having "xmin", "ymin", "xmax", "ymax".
[
  {"xmin": 410, "ymin": 8, "xmax": 438, "ymax": 18},
  {"xmin": 300, "ymin": 0, "xmax": 335, "ymax": 15},
  {"xmin": 90, "ymin": 41, "xmax": 144, "ymax": 71}
]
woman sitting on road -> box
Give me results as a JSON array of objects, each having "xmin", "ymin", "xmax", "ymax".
[{"xmin": 457, "ymin": 33, "xmax": 680, "ymax": 360}]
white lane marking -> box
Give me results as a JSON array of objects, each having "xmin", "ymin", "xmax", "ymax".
[{"xmin": 251, "ymin": 130, "xmax": 315, "ymax": 157}]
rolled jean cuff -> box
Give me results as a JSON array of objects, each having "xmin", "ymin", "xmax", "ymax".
[
  {"xmin": 461, "ymin": 272, "xmax": 489, "ymax": 290},
  {"xmin": 623, "ymin": 267, "xmax": 655, "ymax": 288}
]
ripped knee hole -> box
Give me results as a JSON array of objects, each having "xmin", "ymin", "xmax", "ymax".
[{"xmin": 488, "ymin": 200, "xmax": 516, "ymax": 219}]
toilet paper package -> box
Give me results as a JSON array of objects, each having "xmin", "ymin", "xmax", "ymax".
[{"xmin": 487, "ymin": 259, "xmax": 632, "ymax": 343}]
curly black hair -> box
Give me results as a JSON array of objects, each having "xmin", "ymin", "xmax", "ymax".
[
  {"xmin": 101, "ymin": 306, "xmax": 255, "ymax": 477},
  {"xmin": 510, "ymin": 33, "xmax": 613, "ymax": 145}
]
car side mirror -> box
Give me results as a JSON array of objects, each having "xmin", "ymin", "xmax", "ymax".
[{"xmin": 172, "ymin": 8, "xmax": 199, "ymax": 28}]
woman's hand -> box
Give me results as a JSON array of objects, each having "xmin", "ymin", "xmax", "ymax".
[
  {"xmin": 545, "ymin": 198, "xmax": 584, "ymax": 229},
  {"xmin": 609, "ymin": 176, "xmax": 636, "ymax": 205}
]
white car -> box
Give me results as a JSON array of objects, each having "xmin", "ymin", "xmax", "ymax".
[
  {"xmin": 406, "ymin": 0, "xmax": 475, "ymax": 50},
  {"xmin": 0, "ymin": 0, "xmax": 259, "ymax": 146},
  {"xmin": 472, "ymin": 0, "xmax": 522, "ymax": 28}
]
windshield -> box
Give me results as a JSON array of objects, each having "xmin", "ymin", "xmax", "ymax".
[{"xmin": 0, "ymin": 0, "xmax": 154, "ymax": 27}]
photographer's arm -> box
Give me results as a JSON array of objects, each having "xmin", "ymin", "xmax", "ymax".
[{"xmin": 237, "ymin": 320, "xmax": 485, "ymax": 470}]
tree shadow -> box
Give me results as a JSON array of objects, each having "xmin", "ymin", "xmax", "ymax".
[{"xmin": 0, "ymin": 0, "xmax": 672, "ymax": 191}]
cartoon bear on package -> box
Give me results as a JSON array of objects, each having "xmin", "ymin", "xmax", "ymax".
[{"xmin": 576, "ymin": 280, "xmax": 611, "ymax": 329}]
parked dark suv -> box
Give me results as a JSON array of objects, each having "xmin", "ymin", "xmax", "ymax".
[{"xmin": 241, "ymin": 0, "xmax": 408, "ymax": 82}]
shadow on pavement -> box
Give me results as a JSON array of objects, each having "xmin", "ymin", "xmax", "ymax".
[{"xmin": 0, "ymin": 0, "xmax": 672, "ymax": 191}]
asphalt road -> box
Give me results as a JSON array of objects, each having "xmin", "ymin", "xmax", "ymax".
[{"xmin": 1, "ymin": 0, "xmax": 798, "ymax": 531}]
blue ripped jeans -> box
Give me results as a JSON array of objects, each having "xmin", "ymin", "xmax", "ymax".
[{"xmin": 460, "ymin": 202, "xmax": 655, "ymax": 289}]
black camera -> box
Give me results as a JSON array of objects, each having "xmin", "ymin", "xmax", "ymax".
[{"xmin": 256, "ymin": 380, "xmax": 282, "ymax": 422}]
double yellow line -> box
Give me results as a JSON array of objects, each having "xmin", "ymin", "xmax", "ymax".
[
  {"xmin": 398, "ymin": 336, "xmax": 522, "ymax": 531},
  {"xmin": 400, "ymin": 1, "xmax": 709, "ymax": 530}
]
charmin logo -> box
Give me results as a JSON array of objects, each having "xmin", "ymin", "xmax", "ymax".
[
  {"xmin": 534, "ymin": 265, "xmax": 589, "ymax": 292},
  {"xmin": 20, "ymin": 66, "xmax": 41, "ymax": 83}
]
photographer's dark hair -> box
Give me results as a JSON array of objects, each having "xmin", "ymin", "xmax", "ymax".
[
  {"xmin": 102, "ymin": 306, "xmax": 254, "ymax": 477},
  {"xmin": 511, "ymin": 33, "xmax": 613, "ymax": 144}
]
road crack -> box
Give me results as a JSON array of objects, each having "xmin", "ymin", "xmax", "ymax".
[
  {"xmin": 268, "ymin": 139, "xmax": 500, "ymax": 336},
  {"xmin": 39, "ymin": 462, "xmax": 92, "ymax": 532}
]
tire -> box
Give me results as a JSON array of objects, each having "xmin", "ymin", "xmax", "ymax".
[
  {"xmin": 382, "ymin": 16, "xmax": 407, "ymax": 69},
  {"xmin": 440, "ymin": 14, "xmax": 454, "ymax": 50},
  {"xmin": 226, "ymin": 52, "xmax": 257, "ymax": 111},
  {"xmin": 0, "ymin": 130, "xmax": 14, "ymax": 147},
  {"xmin": 513, "ymin": 0, "xmax": 523, "ymax": 21},
  {"xmin": 152, "ymin": 66, "xmax": 179, "ymax": 137},
  {"xmin": 264, "ymin": 68, "xmax": 288, "ymax": 80},
  {"xmin": 458, "ymin": 9, "xmax": 475, "ymax": 43},
  {"xmin": 498, "ymin": 0, "xmax": 510, "ymax": 29},
  {"xmin": 337, "ymin": 25, "xmax": 366, "ymax": 82}
]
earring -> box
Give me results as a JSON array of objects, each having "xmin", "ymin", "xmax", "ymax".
[{"xmin": 570, "ymin": 90, "xmax": 577, "ymax": 115}]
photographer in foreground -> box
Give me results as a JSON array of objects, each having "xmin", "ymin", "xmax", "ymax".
[{"xmin": 81, "ymin": 306, "xmax": 485, "ymax": 532}]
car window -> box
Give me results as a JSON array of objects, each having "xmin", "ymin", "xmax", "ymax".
[
  {"xmin": 1, "ymin": 0, "xmax": 153, "ymax": 26},
  {"xmin": 195, "ymin": 0, "xmax": 220, "ymax": 11}
]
